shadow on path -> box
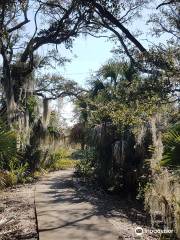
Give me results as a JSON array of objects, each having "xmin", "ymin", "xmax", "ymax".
[{"xmin": 36, "ymin": 170, "xmax": 120, "ymax": 240}]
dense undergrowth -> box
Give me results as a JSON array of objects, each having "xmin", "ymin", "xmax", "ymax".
[
  {"xmin": 73, "ymin": 123, "xmax": 180, "ymax": 239},
  {"xmin": 46, "ymin": 148, "xmax": 78, "ymax": 171},
  {"xmin": 0, "ymin": 129, "xmax": 77, "ymax": 189}
]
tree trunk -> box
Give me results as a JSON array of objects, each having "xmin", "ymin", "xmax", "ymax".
[
  {"xmin": 2, "ymin": 63, "xmax": 17, "ymax": 127},
  {"xmin": 2, "ymin": 61, "xmax": 33, "ymax": 149}
]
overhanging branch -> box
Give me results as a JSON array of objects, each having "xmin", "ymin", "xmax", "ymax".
[
  {"xmin": 156, "ymin": 0, "xmax": 176, "ymax": 9},
  {"xmin": 84, "ymin": 0, "xmax": 147, "ymax": 53}
]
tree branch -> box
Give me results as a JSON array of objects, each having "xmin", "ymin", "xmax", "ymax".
[
  {"xmin": 84, "ymin": 0, "xmax": 147, "ymax": 53},
  {"xmin": 20, "ymin": 2, "xmax": 78, "ymax": 62},
  {"xmin": 156, "ymin": 0, "xmax": 176, "ymax": 9},
  {"xmin": 8, "ymin": 4, "xmax": 30, "ymax": 33}
]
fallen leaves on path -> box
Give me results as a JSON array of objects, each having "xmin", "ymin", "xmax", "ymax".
[{"xmin": 0, "ymin": 185, "xmax": 38, "ymax": 240}]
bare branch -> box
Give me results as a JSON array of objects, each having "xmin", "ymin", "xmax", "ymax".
[
  {"xmin": 156, "ymin": 0, "xmax": 176, "ymax": 9},
  {"xmin": 84, "ymin": 0, "xmax": 147, "ymax": 53},
  {"xmin": 8, "ymin": 3, "xmax": 30, "ymax": 33},
  {"xmin": 118, "ymin": 2, "xmax": 143, "ymax": 23},
  {"xmin": 37, "ymin": 0, "xmax": 67, "ymax": 12},
  {"xmin": 30, "ymin": 4, "xmax": 42, "ymax": 40},
  {"xmin": 20, "ymin": 2, "xmax": 78, "ymax": 62}
]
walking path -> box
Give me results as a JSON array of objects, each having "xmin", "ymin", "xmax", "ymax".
[{"xmin": 35, "ymin": 170, "xmax": 119, "ymax": 240}]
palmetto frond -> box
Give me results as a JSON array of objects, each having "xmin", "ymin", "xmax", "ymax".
[{"xmin": 161, "ymin": 124, "xmax": 180, "ymax": 168}]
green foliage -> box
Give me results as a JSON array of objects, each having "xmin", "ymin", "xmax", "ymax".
[
  {"xmin": 49, "ymin": 159, "xmax": 77, "ymax": 171},
  {"xmin": 75, "ymin": 148, "xmax": 95, "ymax": 178},
  {"xmin": 13, "ymin": 163, "xmax": 29, "ymax": 184},
  {"xmin": 78, "ymin": 61, "xmax": 171, "ymax": 129},
  {"xmin": 75, "ymin": 159, "xmax": 93, "ymax": 178},
  {"xmin": 71, "ymin": 149, "xmax": 85, "ymax": 160},
  {"xmin": 46, "ymin": 148, "xmax": 76, "ymax": 171},
  {"xmin": 0, "ymin": 120, "xmax": 36, "ymax": 187},
  {"xmin": 73, "ymin": 60, "xmax": 176, "ymax": 190},
  {"xmin": 26, "ymin": 96, "xmax": 38, "ymax": 122},
  {"xmin": 0, "ymin": 171, "xmax": 18, "ymax": 188},
  {"xmin": 0, "ymin": 162, "xmax": 30, "ymax": 188},
  {"xmin": 48, "ymin": 111, "xmax": 60, "ymax": 131},
  {"xmin": 50, "ymin": 148, "xmax": 70, "ymax": 161},
  {"xmin": 0, "ymin": 121, "xmax": 17, "ymax": 170},
  {"xmin": 161, "ymin": 124, "xmax": 180, "ymax": 168}
]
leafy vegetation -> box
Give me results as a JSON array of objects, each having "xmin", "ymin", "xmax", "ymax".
[
  {"xmin": 75, "ymin": 148, "xmax": 95, "ymax": 178},
  {"xmin": 0, "ymin": 122, "xmax": 17, "ymax": 169},
  {"xmin": 46, "ymin": 148, "xmax": 77, "ymax": 171},
  {"xmin": 71, "ymin": 55, "xmax": 179, "ymax": 237},
  {"xmin": 0, "ymin": 0, "xmax": 179, "ymax": 238},
  {"xmin": 161, "ymin": 124, "xmax": 180, "ymax": 168}
]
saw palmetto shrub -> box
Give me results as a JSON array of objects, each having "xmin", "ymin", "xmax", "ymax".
[{"xmin": 161, "ymin": 123, "xmax": 180, "ymax": 168}]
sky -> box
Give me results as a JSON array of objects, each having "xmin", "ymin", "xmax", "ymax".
[
  {"xmin": 46, "ymin": 1, "xmax": 166, "ymax": 126},
  {"xmin": 39, "ymin": 0, "xmax": 166, "ymax": 90},
  {"xmin": 60, "ymin": 36, "xmax": 113, "ymax": 87},
  {"xmin": 5, "ymin": 0, "xmax": 167, "ymax": 126},
  {"xmin": 40, "ymin": 8, "xmax": 154, "ymax": 88},
  {"xmin": 52, "ymin": 36, "xmax": 114, "ymax": 126}
]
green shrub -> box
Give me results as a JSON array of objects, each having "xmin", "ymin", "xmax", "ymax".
[
  {"xmin": 15, "ymin": 163, "xmax": 29, "ymax": 184},
  {"xmin": 7, "ymin": 156, "xmax": 30, "ymax": 183},
  {"xmin": 161, "ymin": 123, "xmax": 180, "ymax": 168},
  {"xmin": 75, "ymin": 159, "xmax": 94, "ymax": 177},
  {"xmin": 49, "ymin": 159, "xmax": 77, "ymax": 171},
  {"xmin": 0, "ymin": 121, "xmax": 17, "ymax": 170},
  {"xmin": 49, "ymin": 148, "xmax": 70, "ymax": 163},
  {"xmin": 71, "ymin": 149, "xmax": 85, "ymax": 160},
  {"xmin": 46, "ymin": 148, "xmax": 76, "ymax": 171},
  {"xmin": 27, "ymin": 95, "xmax": 38, "ymax": 123},
  {"xmin": 0, "ymin": 121, "xmax": 31, "ymax": 187},
  {"xmin": 0, "ymin": 156, "xmax": 30, "ymax": 188},
  {"xmin": 0, "ymin": 171, "xmax": 17, "ymax": 188},
  {"xmin": 75, "ymin": 148, "xmax": 95, "ymax": 178}
]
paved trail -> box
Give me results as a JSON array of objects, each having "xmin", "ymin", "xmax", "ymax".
[{"xmin": 35, "ymin": 170, "xmax": 119, "ymax": 240}]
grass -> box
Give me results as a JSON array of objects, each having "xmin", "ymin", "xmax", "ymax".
[
  {"xmin": 46, "ymin": 147, "xmax": 80, "ymax": 171},
  {"xmin": 48, "ymin": 158, "xmax": 78, "ymax": 171}
]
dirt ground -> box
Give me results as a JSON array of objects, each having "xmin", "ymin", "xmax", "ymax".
[{"xmin": 0, "ymin": 184, "xmax": 38, "ymax": 240}]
